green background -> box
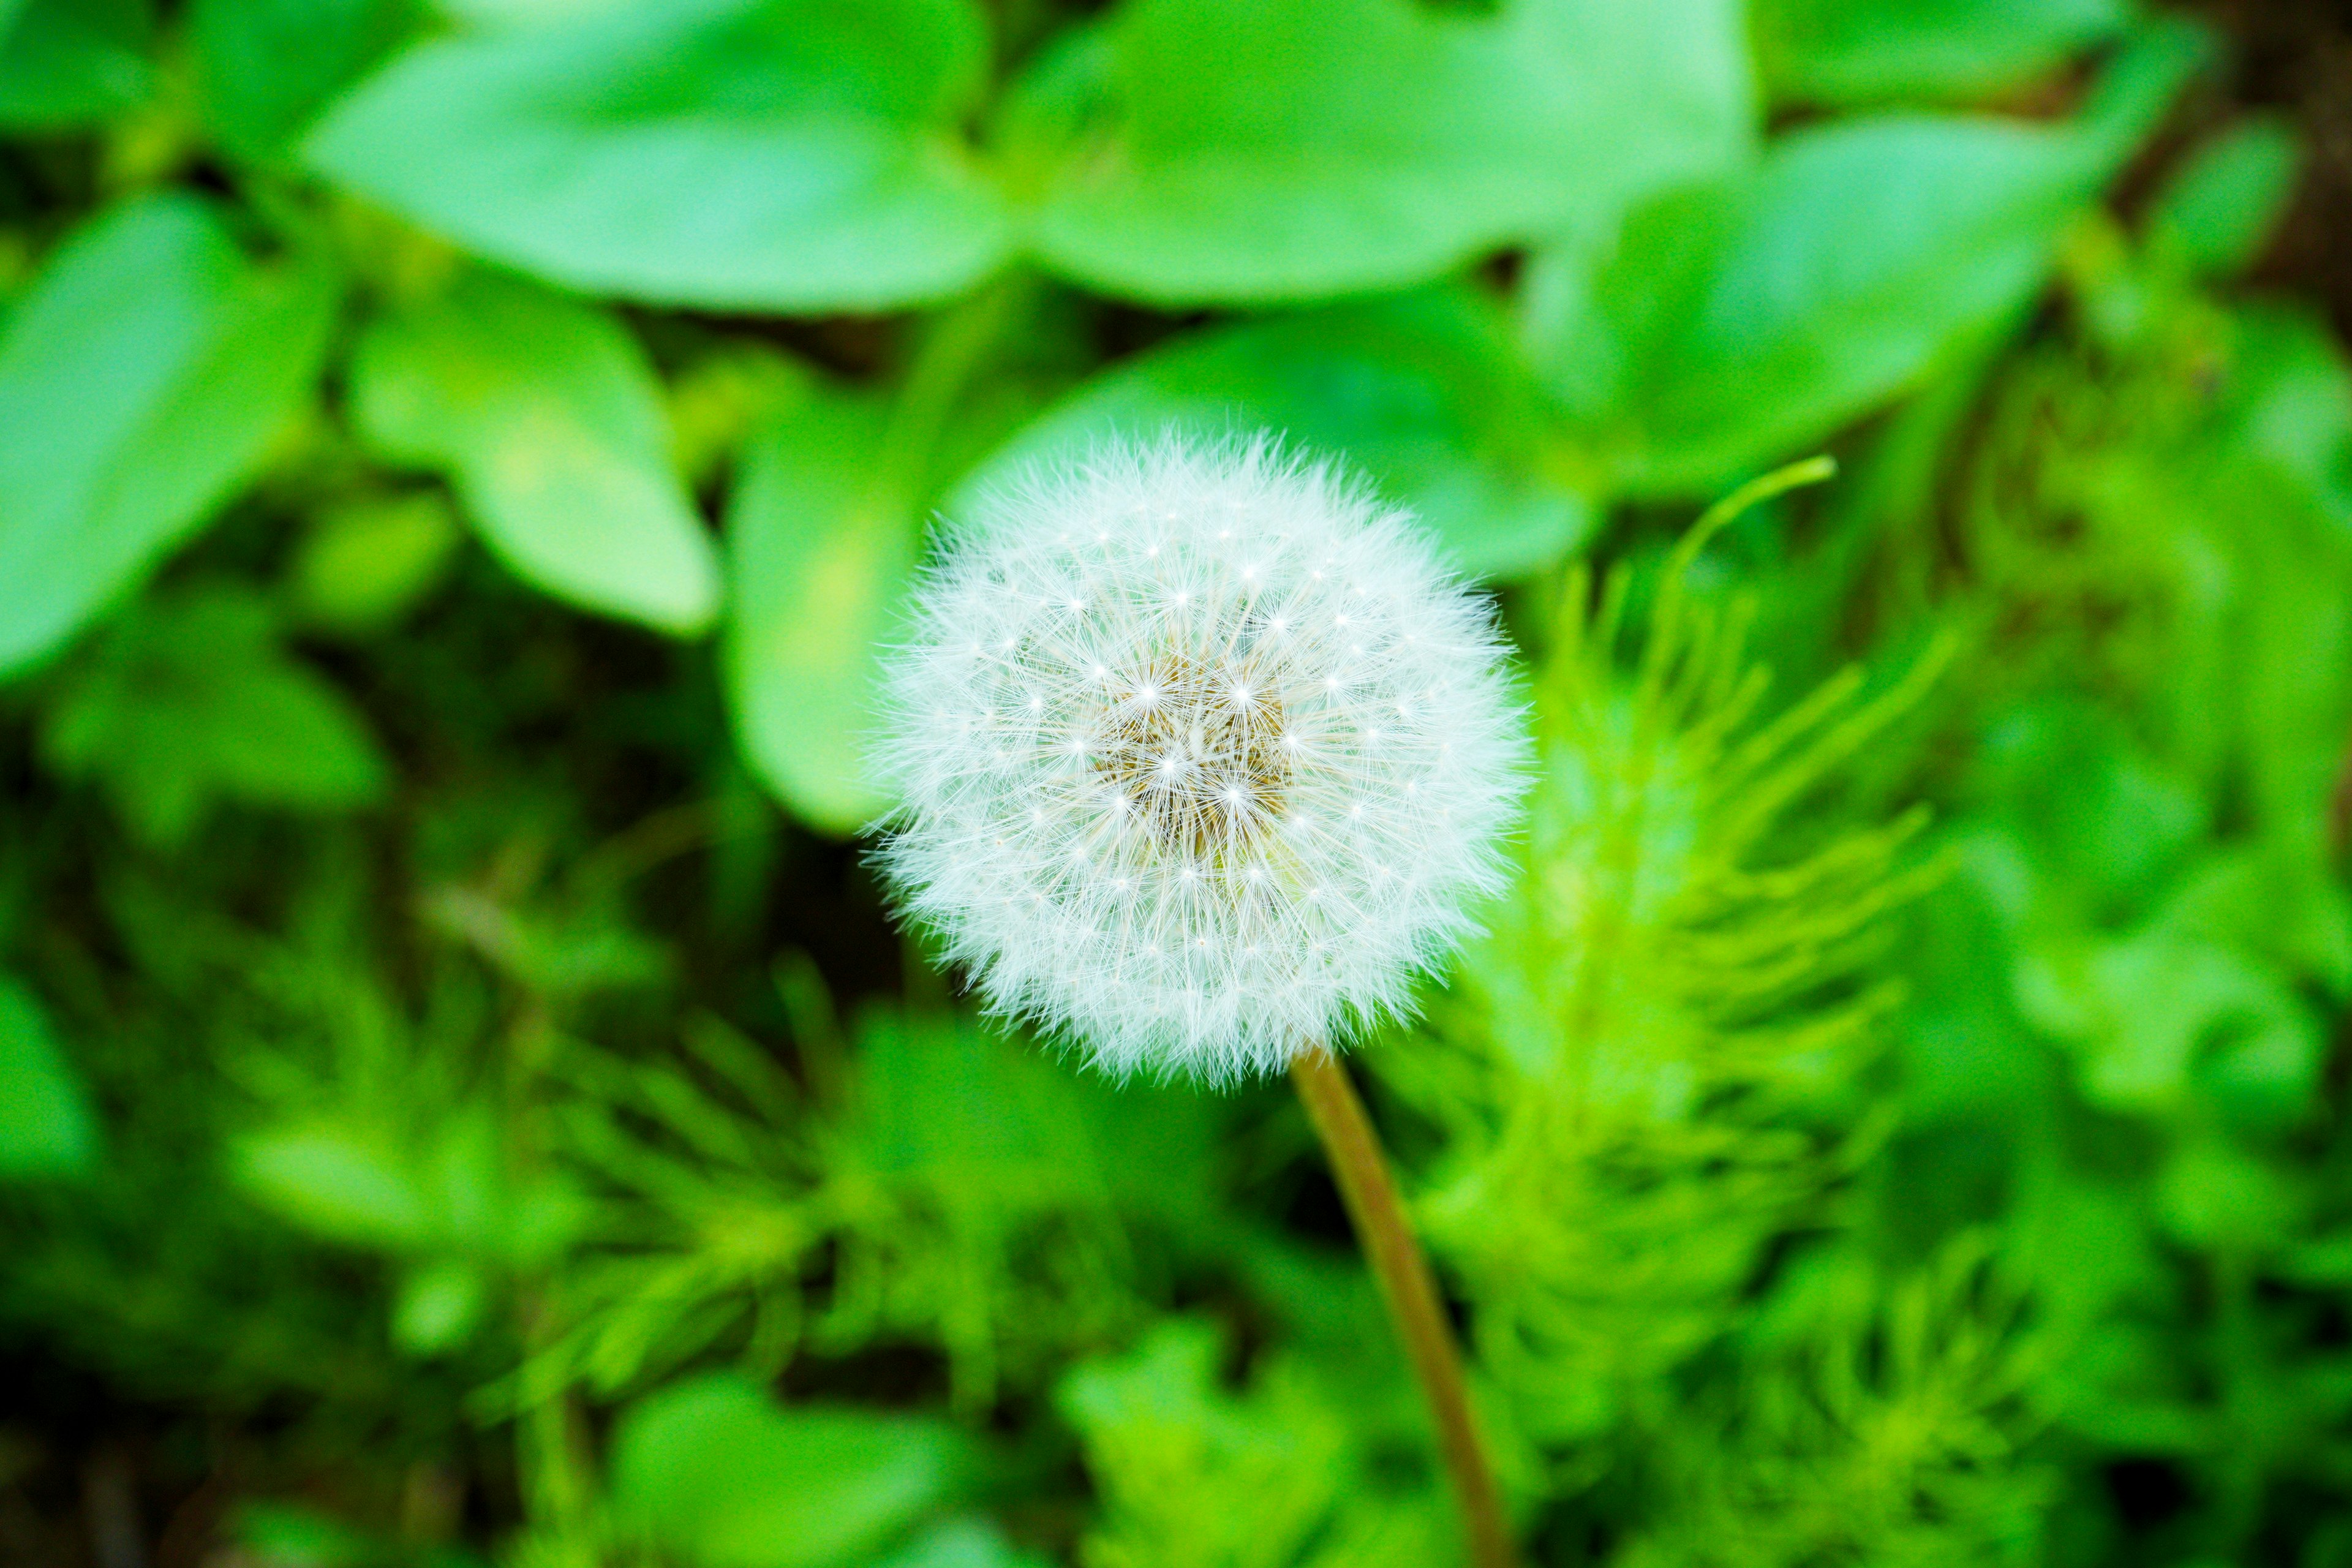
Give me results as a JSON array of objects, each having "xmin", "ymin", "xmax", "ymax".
[{"xmin": 3, "ymin": 1, "xmax": 2351, "ymax": 1564}]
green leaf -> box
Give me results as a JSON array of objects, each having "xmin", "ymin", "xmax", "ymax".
[
  {"xmin": 611, "ymin": 1374, "xmax": 971, "ymax": 1568},
  {"xmin": 233, "ymin": 1123, "xmax": 435, "ymax": 1251},
  {"xmin": 1755, "ymin": 0, "xmax": 2127, "ymax": 106},
  {"xmin": 350, "ymin": 270, "xmax": 718, "ymax": 635},
  {"xmin": 290, "ymin": 491, "xmax": 463, "ymax": 632},
  {"xmin": 0, "ymin": 977, "xmax": 97, "ymax": 1179},
  {"xmin": 1006, "ymin": 0, "xmax": 1750, "ymax": 304},
  {"xmin": 2148, "ymin": 118, "xmax": 2301, "ymax": 280},
  {"xmin": 190, "ymin": 0, "xmax": 417, "ymax": 164},
  {"xmin": 1537, "ymin": 115, "xmax": 2103, "ymax": 496},
  {"xmin": 305, "ymin": 0, "xmax": 1011, "ymax": 312},
  {"xmin": 391, "ymin": 1257, "xmax": 488, "ymax": 1355},
  {"xmin": 0, "ymin": 194, "xmax": 337, "ymax": 676},
  {"xmin": 40, "ymin": 586, "xmax": 390, "ymax": 843},
  {"xmin": 724, "ymin": 392, "xmax": 918, "ymax": 833},
  {"xmin": 956, "ymin": 288, "xmax": 1591, "ymax": 578},
  {"xmin": 869, "ymin": 1520, "xmax": 1048, "ymax": 1568},
  {"xmin": 0, "ymin": 0, "xmax": 151, "ymax": 130}
]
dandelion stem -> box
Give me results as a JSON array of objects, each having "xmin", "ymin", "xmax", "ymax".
[{"xmin": 1290, "ymin": 1046, "xmax": 1516, "ymax": 1568}]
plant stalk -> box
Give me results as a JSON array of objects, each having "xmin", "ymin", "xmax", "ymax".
[{"xmin": 1289, "ymin": 1047, "xmax": 1516, "ymax": 1568}]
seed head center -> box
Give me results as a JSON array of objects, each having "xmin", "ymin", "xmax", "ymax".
[{"xmin": 1093, "ymin": 654, "xmax": 1291, "ymax": 858}]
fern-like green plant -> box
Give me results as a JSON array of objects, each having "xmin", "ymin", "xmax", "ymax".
[{"xmin": 1379, "ymin": 467, "xmax": 1950, "ymax": 1453}]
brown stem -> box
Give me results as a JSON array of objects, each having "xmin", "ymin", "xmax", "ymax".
[{"xmin": 1289, "ymin": 1047, "xmax": 1517, "ymax": 1568}]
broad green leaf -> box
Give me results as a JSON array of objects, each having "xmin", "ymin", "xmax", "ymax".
[
  {"xmin": 434, "ymin": 0, "xmax": 630, "ymax": 24},
  {"xmin": 305, "ymin": 0, "xmax": 1011, "ymax": 312},
  {"xmin": 350, "ymin": 270, "xmax": 718, "ymax": 634},
  {"xmin": 1006, "ymin": 0, "xmax": 1750, "ymax": 303},
  {"xmin": 2148, "ymin": 118, "xmax": 2301, "ymax": 280},
  {"xmin": 0, "ymin": 977, "xmax": 97, "ymax": 1179},
  {"xmin": 0, "ymin": 0, "xmax": 150, "ymax": 130},
  {"xmin": 1536, "ymin": 115, "xmax": 2104, "ymax": 497},
  {"xmin": 724, "ymin": 392, "xmax": 918, "ymax": 832},
  {"xmin": 191, "ymin": 0, "xmax": 417, "ymax": 163},
  {"xmin": 0, "ymin": 194, "xmax": 337, "ymax": 677},
  {"xmin": 958, "ymin": 289, "xmax": 1589, "ymax": 578},
  {"xmin": 40, "ymin": 586, "xmax": 390, "ymax": 843},
  {"xmin": 1756, "ymin": 0, "xmax": 2127, "ymax": 106},
  {"xmin": 611, "ymin": 1374, "xmax": 971, "ymax": 1568}
]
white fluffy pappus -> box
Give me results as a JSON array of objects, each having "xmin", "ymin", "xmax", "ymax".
[{"xmin": 873, "ymin": 433, "xmax": 1529, "ymax": 1083}]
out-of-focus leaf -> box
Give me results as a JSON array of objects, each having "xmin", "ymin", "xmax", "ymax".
[
  {"xmin": 1535, "ymin": 115, "xmax": 2103, "ymax": 496},
  {"xmin": 234, "ymin": 1124, "xmax": 435, "ymax": 1251},
  {"xmin": 2227, "ymin": 307, "xmax": 2352, "ymax": 532},
  {"xmin": 2017, "ymin": 928, "xmax": 2316, "ymax": 1118},
  {"xmin": 868, "ymin": 1519, "xmax": 1047, "ymax": 1568},
  {"xmin": 610, "ymin": 1374, "xmax": 971, "ymax": 1568},
  {"xmin": 191, "ymin": 0, "xmax": 416, "ymax": 163},
  {"xmin": 1756, "ymin": 0, "xmax": 2127, "ymax": 106},
  {"xmin": 432, "ymin": 0, "xmax": 629, "ymax": 24},
  {"xmin": 391, "ymin": 1257, "xmax": 487, "ymax": 1355},
  {"xmin": 957, "ymin": 288, "xmax": 1591, "ymax": 578},
  {"xmin": 236, "ymin": 1096, "xmax": 588, "ymax": 1274},
  {"xmin": 1967, "ymin": 700, "xmax": 2205, "ymax": 924},
  {"xmin": 2074, "ymin": 17, "xmax": 2214, "ymax": 172},
  {"xmin": 350, "ymin": 270, "xmax": 718, "ymax": 635},
  {"xmin": 851, "ymin": 1011, "xmax": 1106, "ymax": 1212},
  {"xmin": 305, "ymin": 0, "xmax": 1010, "ymax": 311},
  {"xmin": 0, "ymin": 194, "xmax": 336, "ymax": 676},
  {"xmin": 850, "ymin": 1009, "xmax": 1217, "ymax": 1228},
  {"xmin": 0, "ymin": 0, "xmax": 150, "ymax": 130},
  {"xmin": 0, "ymin": 977, "xmax": 97, "ymax": 1179},
  {"xmin": 290, "ymin": 491, "xmax": 462, "ymax": 632},
  {"xmin": 1005, "ymin": 0, "xmax": 1750, "ymax": 303},
  {"xmin": 39, "ymin": 586, "xmax": 390, "ymax": 843},
  {"xmin": 1058, "ymin": 1321, "xmax": 1448, "ymax": 1568},
  {"xmin": 2148, "ymin": 118, "xmax": 2301, "ymax": 280},
  {"xmin": 724, "ymin": 392, "xmax": 917, "ymax": 834},
  {"xmin": 2157, "ymin": 1140, "xmax": 2304, "ymax": 1251}
]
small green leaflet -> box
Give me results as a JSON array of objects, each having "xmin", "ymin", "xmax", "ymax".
[
  {"xmin": 0, "ymin": 977, "xmax": 97, "ymax": 1179},
  {"xmin": 611, "ymin": 1374, "xmax": 974, "ymax": 1568},
  {"xmin": 40, "ymin": 586, "xmax": 388, "ymax": 843}
]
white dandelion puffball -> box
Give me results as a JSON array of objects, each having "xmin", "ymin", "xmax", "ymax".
[{"xmin": 875, "ymin": 434, "xmax": 1528, "ymax": 1082}]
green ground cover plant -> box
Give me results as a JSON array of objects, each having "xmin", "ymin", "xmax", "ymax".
[{"xmin": 4, "ymin": 1, "xmax": 2352, "ymax": 1564}]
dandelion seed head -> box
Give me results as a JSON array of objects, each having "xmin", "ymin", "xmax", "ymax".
[{"xmin": 874, "ymin": 432, "xmax": 1528, "ymax": 1082}]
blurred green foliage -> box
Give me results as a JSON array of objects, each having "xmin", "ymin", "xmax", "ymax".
[{"xmin": 4, "ymin": 1, "xmax": 2351, "ymax": 1565}]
